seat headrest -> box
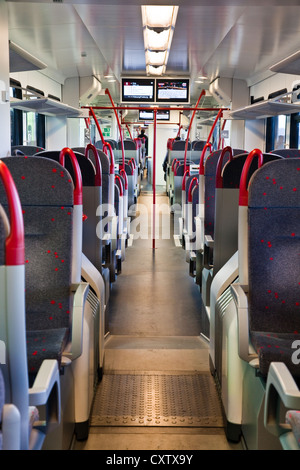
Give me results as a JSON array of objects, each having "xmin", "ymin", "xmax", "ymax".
[{"xmin": 0, "ymin": 156, "xmax": 73, "ymax": 206}]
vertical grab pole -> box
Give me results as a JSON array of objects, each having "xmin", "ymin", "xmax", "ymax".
[
  {"xmin": 153, "ymin": 107, "xmax": 157, "ymax": 250},
  {"xmin": 206, "ymin": 108, "xmax": 223, "ymax": 148},
  {"xmin": 184, "ymin": 89, "xmax": 205, "ymax": 174},
  {"xmin": 105, "ymin": 88, "xmax": 125, "ymax": 171},
  {"xmin": 89, "ymin": 107, "xmax": 106, "ymax": 146},
  {"xmin": 218, "ymin": 119, "xmax": 227, "ymax": 150}
]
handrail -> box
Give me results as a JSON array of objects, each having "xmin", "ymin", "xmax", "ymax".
[
  {"xmin": 188, "ymin": 177, "xmax": 199, "ymax": 202},
  {"xmin": 172, "ymin": 158, "xmax": 178, "ymax": 172},
  {"xmin": 199, "ymin": 142, "xmax": 213, "ymax": 175},
  {"xmin": 184, "ymin": 89, "xmax": 206, "ymax": 174},
  {"xmin": 105, "ymin": 88, "xmax": 125, "ymax": 170},
  {"xmin": 239, "ymin": 148, "xmax": 264, "ymax": 206},
  {"xmin": 182, "ymin": 168, "xmax": 190, "ymax": 190},
  {"xmin": 120, "ymin": 168, "xmax": 128, "ymax": 190},
  {"xmin": 206, "ymin": 108, "xmax": 223, "ymax": 146},
  {"xmin": 128, "ymin": 159, "xmax": 134, "ymax": 175},
  {"xmin": 125, "ymin": 124, "xmax": 133, "ymax": 140},
  {"xmin": 0, "ymin": 161, "xmax": 24, "ymax": 266},
  {"xmin": 88, "ymin": 107, "xmax": 105, "ymax": 146},
  {"xmin": 85, "ymin": 143, "xmax": 102, "ymax": 186},
  {"xmin": 103, "ymin": 142, "xmax": 115, "ymax": 175},
  {"xmin": 115, "ymin": 174, "xmax": 124, "ymax": 197},
  {"xmin": 174, "ymin": 160, "xmax": 181, "ymax": 176},
  {"xmin": 59, "ymin": 147, "xmax": 83, "ymax": 205},
  {"xmin": 129, "ymin": 157, "xmax": 136, "ymax": 169},
  {"xmin": 215, "ymin": 146, "xmax": 233, "ymax": 188},
  {"xmin": 88, "ymin": 107, "xmax": 115, "ymax": 175},
  {"xmin": 218, "ymin": 118, "xmax": 227, "ymax": 150}
]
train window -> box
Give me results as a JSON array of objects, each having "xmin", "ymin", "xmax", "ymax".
[
  {"xmin": 23, "ymin": 112, "xmax": 36, "ymax": 145},
  {"xmin": 10, "ymin": 79, "xmax": 23, "ymax": 146},
  {"xmin": 274, "ymin": 114, "xmax": 287, "ymax": 150},
  {"xmin": 290, "ymin": 112, "xmax": 300, "ymax": 148},
  {"xmin": 22, "ymin": 86, "xmax": 46, "ymax": 147},
  {"xmin": 266, "ymin": 114, "xmax": 287, "ymax": 151}
]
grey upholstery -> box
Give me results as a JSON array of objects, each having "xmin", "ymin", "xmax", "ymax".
[
  {"xmin": 204, "ymin": 149, "xmax": 245, "ymax": 238},
  {"xmin": 271, "ymin": 149, "xmax": 300, "ymax": 159},
  {"xmin": 11, "ymin": 145, "xmax": 44, "ymax": 156},
  {"xmin": 247, "ymin": 158, "xmax": 300, "ymax": 376},
  {"xmin": 0, "ymin": 156, "xmax": 73, "ymax": 374}
]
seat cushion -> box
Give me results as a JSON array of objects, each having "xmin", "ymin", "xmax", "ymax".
[
  {"xmin": 286, "ymin": 410, "xmax": 300, "ymax": 448},
  {"xmin": 250, "ymin": 331, "xmax": 300, "ymax": 377},
  {"xmin": 27, "ymin": 327, "xmax": 69, "ymax": 373}
]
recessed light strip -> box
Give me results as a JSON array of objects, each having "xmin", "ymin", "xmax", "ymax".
[{"xmin": 141, "ymin": 5, "xmax": 178, "ymax": 75}]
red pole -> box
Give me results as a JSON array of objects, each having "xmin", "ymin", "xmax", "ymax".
[
  {"xmin": 184, "ymin": 89, "xmax": 206, "ymax": 174},
  {"xmin": 153, "ymin": 108, "xmax": 157, "ymax": 250},
  {"xmin": 105, "ymin": 88, "xmax": 125, "ymax": 170},
  {"xmin": 89, "ymin": 107, "xmax": 105, "ymax": 145},
  {"xmin": 206, "ymin": 108, "xmax": 223, "ymax": 146}
]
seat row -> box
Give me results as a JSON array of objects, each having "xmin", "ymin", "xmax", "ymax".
[
  {"xmin": 168, "ymin": 140, "xmax": 300, "ymax": 450},
  {"xmin": 0, "ymin": 142, "xmax": 136, "ymax": 449}
]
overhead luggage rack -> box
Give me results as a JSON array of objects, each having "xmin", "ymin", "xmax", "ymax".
[
  {"xmin": 227, "ymin": 90, "xmax": 300, "ymax": 120},
  {"xmin": 10, "ymin": 97, "xmax": 89, "ymax": 118}
]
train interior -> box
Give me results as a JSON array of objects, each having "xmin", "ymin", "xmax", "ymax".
[{"xmin": 0, "ymin": 0, "xmax": 300, "ymax": 452}]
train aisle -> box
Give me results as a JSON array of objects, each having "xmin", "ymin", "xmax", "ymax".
[{"xmin": 74, "ymin": 184, "xmax": 242, "ymax": 451}]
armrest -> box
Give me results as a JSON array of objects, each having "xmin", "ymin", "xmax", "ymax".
[
  {"xmin": 264, "ymin": 362, "xmax": 300, "ymax": 438},
  {"xmin": 231, "ymin": 283, "xmax": 258, "ymax": 364},
  {"xmin": 203, "ymin": 235, "xmax": 214, "ymax": 268},
  {"xmin": 63, "ymin": 282, "xmax": 89, "ymax": 361},
  {"xmin": 29, "ymin": 359, "xmax": 61, "ymax": 432},
  {"xmin": 2, "ymin": 404, "xmax": 21, "ymax": 450}
]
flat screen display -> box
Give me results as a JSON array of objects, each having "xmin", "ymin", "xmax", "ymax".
[
  {"xmin": 156, "ymin": 79, "xmax": 190, "ymax": 103},
  {"xmin": 121, "ymin": 78, "xmax": 155, "ymax": 103},
  {"xmin": 139, "ymin": 110, "xmax": 170, "ymax": 121},
  {"xmin": 139, "ymin": 110, "xmax": 154, "ymax": 120},
  {"xmin": 157, "ymin": 110, "xmax": 170, "ymax": 120}
]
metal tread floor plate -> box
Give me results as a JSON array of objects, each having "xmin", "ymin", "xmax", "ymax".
[{"xmin": 91, "ymin": 373, "xmax": 224, "ymax": 427}]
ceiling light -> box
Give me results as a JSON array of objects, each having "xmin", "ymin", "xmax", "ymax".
[
  {"xmin": 146, "ymin": 65, "xmax": 166, "ymax": 76},
  {"xmin": 145, "ymin": 50, "xmax": 167, "ymax": 66},
  {"xmin": 144, "ymin": 27, "xmax": 172, "ymax": 51},
  {"xmin": 141, "ymin": 5, "xmax": 178, "ymax": 29},
  {"xmin": 142, "ymin": 5, "xmax": 178, "ymax": 76}
]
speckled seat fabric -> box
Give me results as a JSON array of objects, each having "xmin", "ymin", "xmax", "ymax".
[
  {"xmin": 247, "ymin": 158, "xmax": 300, "ymax": 377},
  {"xmin": 0, "ymin": 156, "xmax": 74, "ymax": 375}
]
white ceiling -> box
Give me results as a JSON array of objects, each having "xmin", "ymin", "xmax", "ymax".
[{"xmin": 7, "ymin": 0, "xmax": 300, "ymax": 108}]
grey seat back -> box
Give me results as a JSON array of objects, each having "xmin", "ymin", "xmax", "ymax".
[
  {"xmin": 0, "ymin": 156, "xmax": 73, "ymax": 373},
  {"xmin": 11, "ymin": 145, "xmax": 44, "ymax": 156},
  {"xmin": 247, "ymin": 158, "xmax": 300, "ymax": 376}
]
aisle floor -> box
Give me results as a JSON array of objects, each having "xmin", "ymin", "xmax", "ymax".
[{"xmin": 74, "ymin": 191, "xmax": 243, "ymax": 450}]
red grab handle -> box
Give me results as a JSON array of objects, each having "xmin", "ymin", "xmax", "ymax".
[
  {"xmin": 85, "ymin": 143, "xmax": 102, "ymax": 187},
  {"xmin": 239, "ymin": 148, "xmax": 264, "ymax": 206},
  {"xmin": 188, "ymin": 177, "xmax": 198, "ymax": 202},
  {"xmin": 115, "ymin": 174, "xmax": 124, "ymax": 196},
  {"xmin": 59, "ymin": 147, "xmax": 83, "ymax": 205},
  {"xmin": 215, "ymin": 146, "xmax": 233, "ymax": 188},
  {"xmin": 199, "ymin": 142, "xmax": 213, "ymax": 175},
  {"xmin": 0, "ymin": 160, "xmax": 24, "ymax": 266},
  {"xmin": 120, "ymin": 168, "xmax": 128, "ymax": 190},
  {"xmin": 103, "ymin": 142, "xmax": 115, "ymax": 175},
  {"xmin": 182, "ymin": 169, "xmax": 190, "ymax": 190}
]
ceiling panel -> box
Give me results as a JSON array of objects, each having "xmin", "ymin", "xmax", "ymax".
[{"xmin": 7, "ymin": 1, "xmax": 300, "ymax": 107}]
